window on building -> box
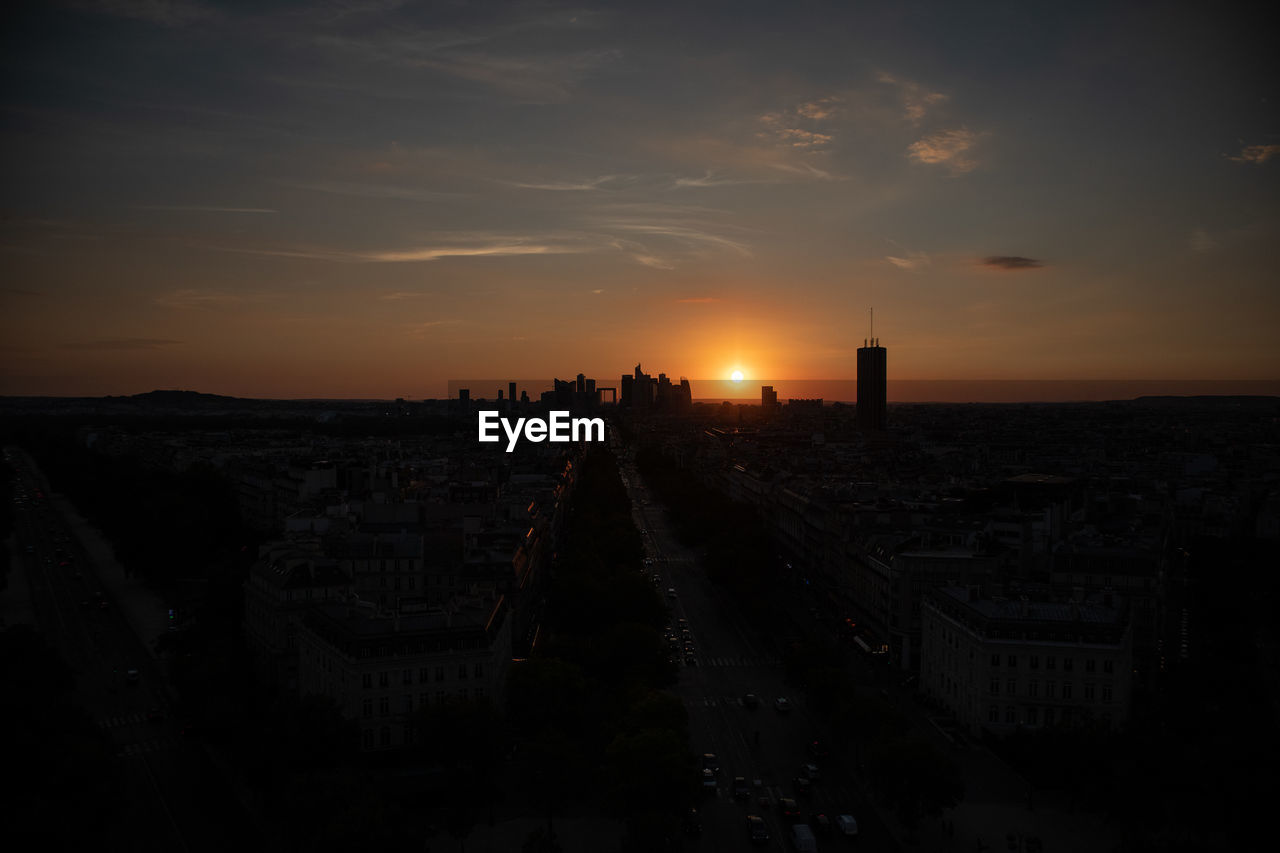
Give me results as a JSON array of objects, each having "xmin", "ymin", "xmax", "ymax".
[
  {"xmin": 1007, "ymin": 679, "xmax": 1016, "ymax": 696},
  {"xmin": 990, "ymin": 679, "xmax": 1000, "ymax": 695},
  {"xmin": 362, "ymin": 698, "xmax": 372, "ymax": 718},
  {"xmin": 362, "ymin": 674, "xmax": 372, "ymax": 689},
  {"xmin": 474, "ymin": 663, "xmax": 484, "ymax": 679},
  {"xmin": 1028, "ymin": 681, "xmax": 1038, "ymax": 698},
  {"xmin": 1061, "ymin": 683, "xmax": 1073, "ymax": 700},
  {"xmin": 1102, "ymin": 685, "xmax": 1113, "ymax": 703},
  {"xmin": 380, "ymin": 726, "xmax": 390, "ymax": 747},
  {"xmin": 379, "ymin": 672, "xmax": 389, "ymax": 688},
  {"xmin": 1046, "ymin": 681, "xmax": 1056, "ymax": 699},
  {"xmin": 1027, "ymin": 706, "xmax": 1038, "ymax": 725},
  {"xmin": 989, "ymin": 706, "xmax": 999, "ymax": 723},
  {"xmin": 1085, "ymin": 658, "xmax": 1096, "ymax": 673},
  {"xmin": 379, "ymin": 697, "xmax": 389, "ymax": 716},
  {"xmin": 362, "ymin": 729, "xmax": 373, "ymax": 751},
  {"xmin": 459, "ymin": 664, "xmax": 468, "ymax": 680},
  {"xmin": 402, "ymin": 695, "xmax": 413, "ymax": 713},
  {"xmin": 991, "ymin": 654, "xmax": 1000, "ymax": 667},
  {"xmin": 437, "ymin": 691, "xmax": 446, "ymax": 704},
  {"xmin": 1029, "ymin": 655, "xmax": 1039, "ymax": 669},
  {"xmin": 1008, "ymin": 655, "xmax": 1017, "ymax": 667},
  {"xmin": 1046, "ymin": 656, "xmax": 1056, "ymax": 670},
  {"xmin": 403, "ymin": 669, "xmax": 412, "ymax": 685},
  {"xmin": 1103, "ymin": 660, "xmax": 1114, "ymax": 674},
  {"xmin": 474, "ymin": 688, "xmax": 485, "ymax": 698},
  {"xmin": 1005, "ymin": 706, "xmax": 1016, "ymax": 724},
  {"xmin": 458, "ymin": 688, "xmax": 468, "ymax": 700},
  {"xmin": 1044, "ymin": 708, "xmax": 1055, "ymax": 725},
  {"xmin": 435, "ymin": 666, "xmax": 445, "ymax": 682},
  {"xmin": 1084, "ymin": 683, "xmax": 1095, "ymax": 702},
  {"xmin": 1063, "ymin": 657, "xmax": 1073, "ymax": 672},
  {"xmin": 419, "ymin": 668, "xmax": 429, "ymax": 684}
]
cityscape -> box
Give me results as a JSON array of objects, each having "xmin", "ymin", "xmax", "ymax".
[{"xmin": 3, "ymin": 2, "xmax": 1278, "ymax": 853}]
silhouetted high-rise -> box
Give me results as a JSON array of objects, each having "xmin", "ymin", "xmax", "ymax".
[{"xmin": 857, "ymin": 336, "xmax": 887, "ymax": 431}]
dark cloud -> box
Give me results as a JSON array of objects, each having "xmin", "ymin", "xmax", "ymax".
[
  {"xmin": 62, "ymin": 338, "xmax": 183, "ymax": 350},
  {"xmin": 980, "ymin": 256, "xmax": 1042, "ymax": 271}
]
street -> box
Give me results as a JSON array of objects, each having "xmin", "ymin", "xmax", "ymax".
[{"xmin": 618, "ymin": 452, "xmax": 896, "ymax": 852}]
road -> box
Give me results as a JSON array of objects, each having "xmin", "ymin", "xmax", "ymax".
[
  {"xmin": 5, "ymin": 446, "xmax": 250, "ymax": 852},
  {"xmin": 616, "ymin": 450, "xmax": 897, "ymax": 853}
]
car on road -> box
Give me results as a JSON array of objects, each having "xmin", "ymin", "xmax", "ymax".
[
  {"xmin": 793, "ymin": 775, "xmax": 811, "ymax": 796},
  {"xmin": 666, "ymin": 587, "xmax": 677, "ymax": 599},
  {"xmin": 742, "ymin": 692, "xmax": 760, "ymax": 709},
  {"xmin": 778, "ymin": 797, "xmax": 801, "ymax": 822},
  {"xmin": 701, "ymin": 753, "xmax": 719, "ymax": 772},
  {"xmin": 125, "ymin": 668, "xmax": 140, "ymax": 685},
  {"xmin": 801, "ymin": 762, "xmax": 819, "ymax": 780},
  {"xmin": 791, "ymin": 823, "xmax": 818, "ymax": 852},
  {"xmin": 809, "ymin": 813, "xmax": 832, "ymax": 836},
  {"xmin": 701, "ymin": 769, "xmax": 716, "ymax": 788},
  {"xmin": 746, "ymin": 815, "xmax": 769, "ymax": 844},
  {"xmin": 836, "ymin": 814, "xmax": 858, "ymax": 836},
  {"xmin": 808, "ymin": 739, "xmax": 830, "ymax": 758},
  {"xmin": 774, "ymin": 696, "xmax": 792, "ymax": 713},
  {"xmin": 683, "ymin": 808, "xmax": 701, "ymax": 837},
  {"xmin": 733, "ymin": 776, "xmax": 750, "ymax": 800}
]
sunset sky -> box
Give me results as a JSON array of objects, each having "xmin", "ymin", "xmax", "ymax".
[{"xmin": 3, "ymin": 1, "xmax": 1277, "ymax": 399}]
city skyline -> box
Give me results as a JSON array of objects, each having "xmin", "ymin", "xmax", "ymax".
[{"xmin": 3, "ymin": 1, "xmax": 1278, "ymax": 399}]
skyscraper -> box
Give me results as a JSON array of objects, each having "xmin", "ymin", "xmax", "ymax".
[
  {"xmin": 857, "ymin": 332, "xmax": 887, "ymax": 431},
  {"xmin": 762, "ymin": 385, "xmax": 778, "ymax": 411}
]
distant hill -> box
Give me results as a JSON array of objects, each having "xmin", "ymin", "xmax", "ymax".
[{"xmin": 124, "ymin": 390, "xmax": 241, "ymax": 404}]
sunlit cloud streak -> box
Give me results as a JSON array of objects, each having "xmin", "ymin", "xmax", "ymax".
[
  {"xmin": 908, "ymin": 129, "xmax": 979, "ymax": 173},
  {"xmin": 1227, "ymin": 144, "xmax": 1280, "ymax": 164}
]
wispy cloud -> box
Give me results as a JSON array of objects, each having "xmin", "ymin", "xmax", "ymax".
[
  {"xmin": 604, "ymin": 222, "xmax": 753, "ymax": 257},
  {"xmin": 1227, "ymin": 144, "xmax": 1280, "ymax": 165},
  {"xmin": 367, "ymin": 244, "xmax": 573, "ymax": 262},
  {"xmin": 907, "ymin": 128, "xmax": 979, "ymax": 174},
  {"xmin": 876, "ymin": 71, "xmax": 948, "ymax": 123},
  {"xmin": 758, "ymin": 101, "xmax": 838, "ymax": 150},
  {"xmin": 886, "ymin": 252, "xmax": 931, "ymax": 271},
  {"xmin": 211, "ymin": 237, "xmax": 589, "ymax": 264},
  {"xmin": 676, "ymin": 297, "xmax": 718, "ymax": 303},
  {"xmin": 61, "ymin": 337, "xmax": 182, "ymax": 350},
  {"xmin": 672, "ymin": 171, "xmax": 775, "ymax": 188},
  {"xmin": 506, "ymin": 174, "xmax": 632, "ymax": 191},
  {"xmin": 979, "ymin": 256, "xmax": 1043, "ymax": 271}
]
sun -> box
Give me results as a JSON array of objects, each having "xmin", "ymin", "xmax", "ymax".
[{"xmin": 731, "ymin": 370, "xmax": 744, "ymax": 382}]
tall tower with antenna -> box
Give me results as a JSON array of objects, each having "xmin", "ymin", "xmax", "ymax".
[{"xmin": 857, "ymin": 308, "xmax": 887, "ymax": 431}]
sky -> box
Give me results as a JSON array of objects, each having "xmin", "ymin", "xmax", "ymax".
[{"xmin": 2, "ymin": 0, "xmax": 1278, "ymax": 399}]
